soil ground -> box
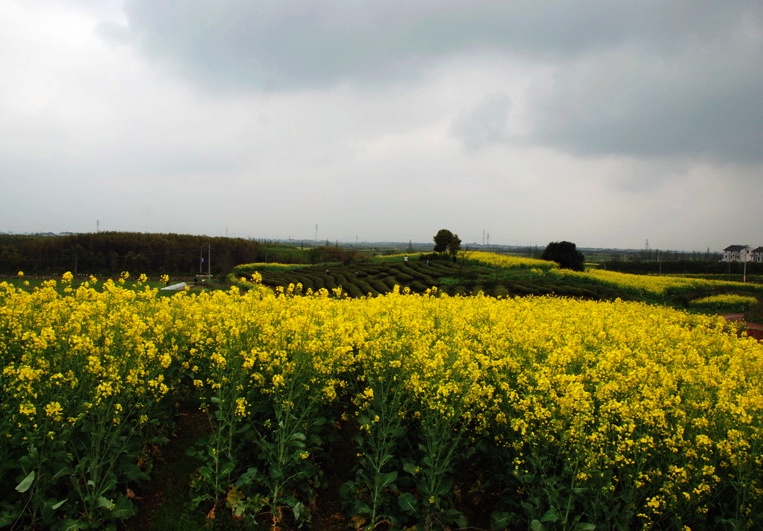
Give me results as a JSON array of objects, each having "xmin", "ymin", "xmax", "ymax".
[{"xmin": 723, "ymin": 313, "xmax": 763, "ymax": 341}]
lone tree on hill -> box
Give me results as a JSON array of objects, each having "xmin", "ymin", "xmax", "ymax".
[
  {"xmin": 541, "ymin": 241, "xmax": 585, "ymax": 271},
  {"xmin": 433, "ymin": 229, "xmax": 461, "ymax": 258}
]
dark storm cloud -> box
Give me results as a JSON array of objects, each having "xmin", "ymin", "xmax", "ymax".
[
  {"xmin": 120, "ymin": 0, "xmax": 745, "ymax": 86},
  {"xmin": 117, "ymin": 1, "xmax": 763, "ymax": 164},
  {"xmin": 531, "ymin": 12, "xmax": 763, "ymax": 164}
]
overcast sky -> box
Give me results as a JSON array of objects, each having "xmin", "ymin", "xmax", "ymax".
[{"xmin": 2, "ymin": 1, "xmax": 762, "ymax": 251}]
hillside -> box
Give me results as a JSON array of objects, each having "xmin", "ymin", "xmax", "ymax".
[{"xmin": 231, "ymin": 252, "xmax": 763, "ymax": 318}]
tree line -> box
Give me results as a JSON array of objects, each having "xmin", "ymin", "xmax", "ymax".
[
  {"xmin": 0, "ymin": 232, "xmax": 262, "ymax": 276},
  {"xmin": 601, "ymin": 258, "xmax": 763, "ymax": 276}
]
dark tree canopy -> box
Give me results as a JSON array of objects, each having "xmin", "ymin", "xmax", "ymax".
[
  {"xmin": 541, "ymin": 241, "xmax": 585, "ymax": 271},
  {"xmin": 433, "ymin": 229, "xmax": 461, "ymax": 256},
  {"xmin": 0, "ymin": 232, "xmax": 262, "ymax": 275},
  {"xmin": 447, "ymin": 234, "xmax": 462, "ymax": 256},
  {"xmin": 433, "ymin": 229, "xmax": 455, "ymax": 253}
]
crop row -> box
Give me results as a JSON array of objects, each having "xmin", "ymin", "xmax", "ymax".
[
  {"xmin": 232, "ymin": 254, "xmax": 761, "ymax": 312},
  {"xmin": 2, "ymin": 276, "xmax": 763, "ymax": 529}
]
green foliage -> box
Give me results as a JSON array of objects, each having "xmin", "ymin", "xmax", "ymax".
[
  {"xmin": 433, "ymin": 229, "xmax": 454, "ymax": 254},
  {"xmin": 342, "ymin": 374, "xmax": 410, "ymax": 529},
  {"xmin": 237, "ymin": 257, "xmax": 763, "ymax": 314},
  {"xmin": 689, "ymin": 294, "xmax": 758, "ymax": 313},
  {"xmin": 541, "ymin": 241, "xmax": 586, "ymax": 271},
  {"xmin": 603, "ymin": 259, "xmax": 763, "ymax": 277},
  {"xmin": 307, "ymin": 245, "xmax": 364, "ymax": 265},
  {"xmin": 433, "ymin": 229, "xmax": 461, "ymax": 256},
  {"xmin": 0, "ymin": 232, "xmax": 262, "ymax": 275}
]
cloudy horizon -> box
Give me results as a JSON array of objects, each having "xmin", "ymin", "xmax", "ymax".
[{"xmin": 2, "ymin": 1, "xmax": 762, "ymax": 252}]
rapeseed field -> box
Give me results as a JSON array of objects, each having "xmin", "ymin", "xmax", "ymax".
[{"xmin": 1, "ymin": 271, "xmax": 762, "ymax": 529}]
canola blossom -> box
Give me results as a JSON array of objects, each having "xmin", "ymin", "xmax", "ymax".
[
  {"xmin": 465, "ymin": 250, "xmax": 559, "ymax": 270},
  {"xmin": 689, "ymin": 293, "xmax": 758, "ymax": 312},
  {"xmin": 561, "ymin": 268, "xmax": 750, "ymax": 297},
  {"xmin": 1, "ymin": 276, "xmax": 763, "ymax": 529}
]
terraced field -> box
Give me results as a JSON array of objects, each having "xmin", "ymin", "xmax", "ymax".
[
  {"xmin": 232, "ymin": 254, "xmax": 763, "ymax": 314},
  {"xmin": 233, "ymin": 259, "xmax": 630, "ymax": 300}
]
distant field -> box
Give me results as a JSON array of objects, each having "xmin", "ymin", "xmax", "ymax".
[
  {"xmin": 4, "ymin": 252, "xmax": 763, "ymax": 529},
  {"xmin": 231, "ymin": 252, "xmax": 763, "ymax": 315}
]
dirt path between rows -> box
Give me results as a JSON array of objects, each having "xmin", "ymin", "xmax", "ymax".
[{"xmin": 723, "ymin": 314, "xmax": 763, "ymax": 340}]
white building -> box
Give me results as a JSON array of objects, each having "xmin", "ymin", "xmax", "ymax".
[{"xmin": 721, "ymin": 245, "xmax": 753, "ymax": 262}]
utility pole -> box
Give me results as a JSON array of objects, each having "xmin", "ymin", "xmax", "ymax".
[{"xmin": 208, "ymin": 244, "xmax": 211, "ymax": 277}]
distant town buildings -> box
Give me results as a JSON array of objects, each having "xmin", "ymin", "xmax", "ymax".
[{"xmin": 722, "ymin": 245, "xmax": 763, "ymax": 263}]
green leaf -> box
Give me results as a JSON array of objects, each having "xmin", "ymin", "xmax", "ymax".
[
  {"xmin": 236, "ymin": 466, "xmax": 263, "ymax": 487},
  {"xmin": 221, "ymin": 460, "xmax": 236, "ymax": 477},
  {"xmin": 60, "ymin": 518, "xmax": 90, "ymax": 530},
  {"xmin": 290, "ymin": 500, "xmax": 306, "ymax": 524},
  {"xmin": 573, "ymin": 524, "xmax": 597, "ymax": 531},
  {"xmin": 380, "ymin": 470, "xmax": 398, "ymax": 488},
  {"xmin": 197, "ymin": 465, "xmax": 213, "ymax": 480},
  {"xmin": 541, "ymin": 507, "xmax": 559, "ymax": 523},
  {"xmin": 53, "ymin": 466, "xmax": 74, "ymax": 480},
  {"xmin": 97, "ymin": 496, "xmax": 114, "ymax": 510},
  {"xmin": 353, "ymin": 500, "xmax": 372, "ymax": 516},
  {"xmin": 490, "ymin": 510, "xmax": 514, "ymax": 530},
  {"xmin": 402, "ymin": 462, "xmax": 419, "ymax": 475},
  {"xmin": 110, "ymin": 495, "xmax": 137, "ymax": 520},
  {"xmin": 531, "ymin": 520, "xmax": 545, "ymax": 531},
  {"xmin": 52, "ymin": 498, "xmax": 68, "ymax": 510},
  {"xmin": 16, "ymin": 471, "xmax": 35, "ymax": 493},
  {"xmin": 398, "ymin": 492, "xmax": 417, "ymax": 514},
  {"xmin": 436, "ymin": 478, "xmax": 453, "ymax": 497},
  {"xmin": 445, "ymin": 507, "xmax": 467, "ymax": 527},
  {"xmin": 290, "ymin": 431, "xmax": 306, "ymax": 441},
  {"xmin": 101, "ymin": 476, "xmax": 118, "ymax": 493}
]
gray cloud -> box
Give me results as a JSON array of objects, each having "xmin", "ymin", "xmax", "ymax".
[
  {"xmin": 531, "ymin": 18, "xmax": 763, "ymax": 163},
  {"xmin": 449, "ymin": 93, "xmax": 510, "ymax": 150},
  {"xmin": 117, "ymin": 1, "xmax": 763, "ymax": 163},
  {"xmin": 120, "ymin": 1, "xmax": 748, "ymax": 86},
  {"xmin": 3, "ymin": 0, "xmax": 763, "ymax": 250}
]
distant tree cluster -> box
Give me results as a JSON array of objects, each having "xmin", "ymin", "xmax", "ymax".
[
  {"xmin": 0, "ymin": 232, "xmax": 262, "ymax": 275},
  {"xmin": 541, "ymin": 241, "xmax": 586, "ymax": 271},
  {"xmin": 307, "ymin": 245, "xmax": 366, "ymax": 265},
  {"xmin": 602, "ymin": 259, "xmax": 763, "ymax": 276},
  {"xmin": 433, "ymin": 229, "xmax": 462, "ymax": 258}
]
